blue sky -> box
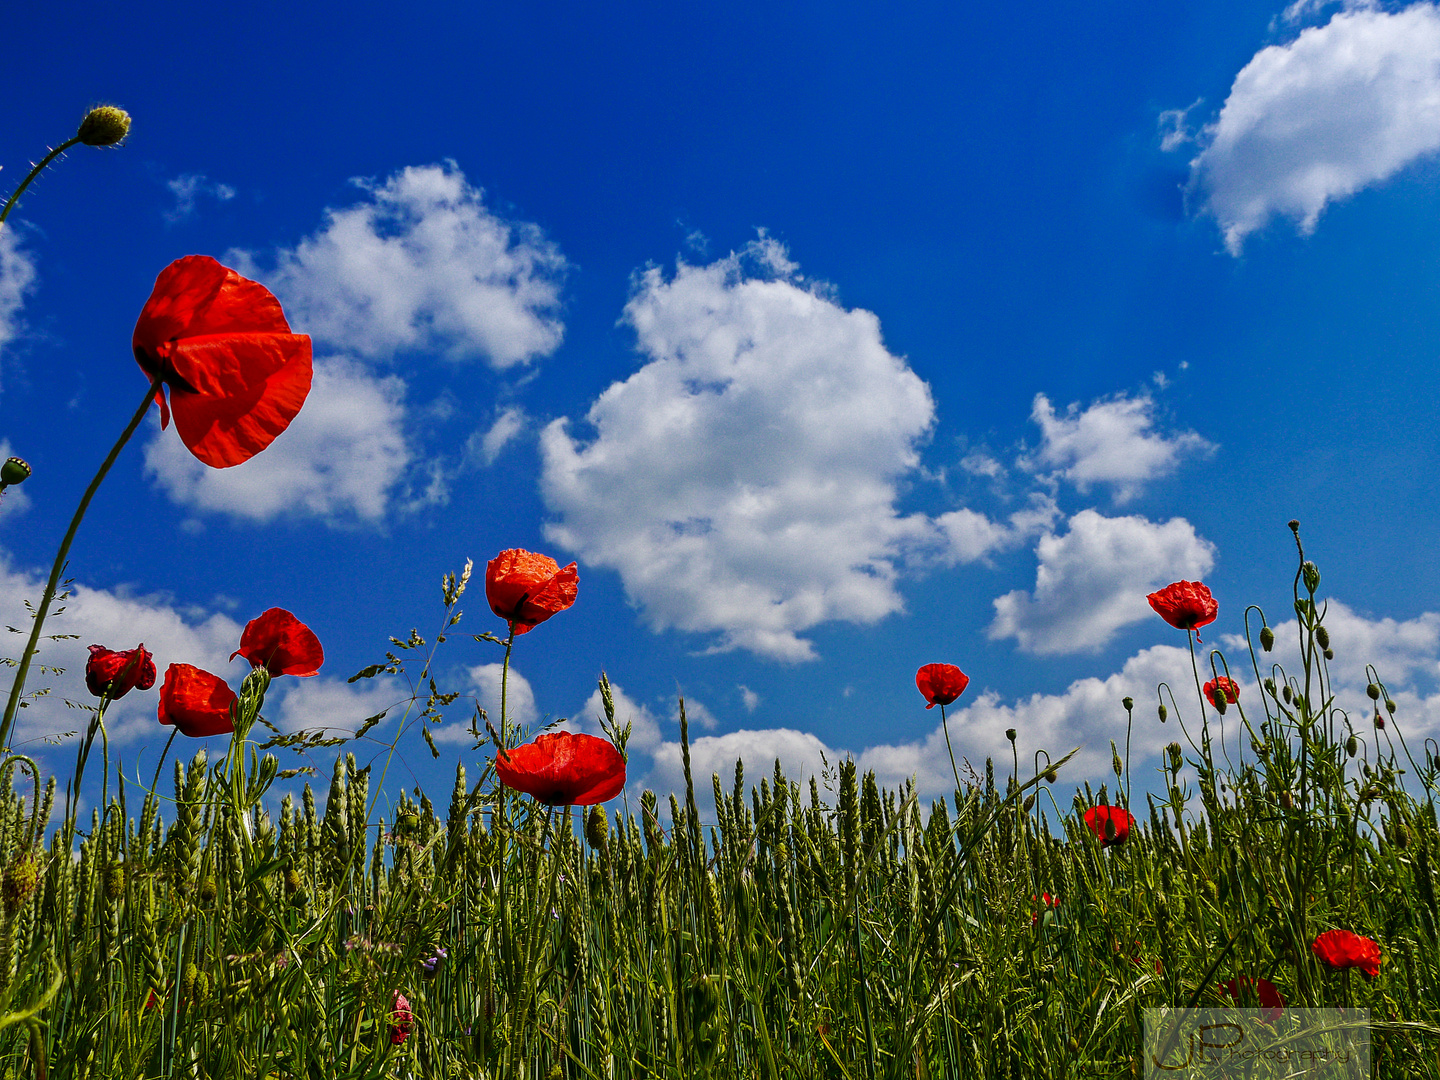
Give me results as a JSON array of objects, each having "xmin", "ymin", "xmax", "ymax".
[{"xmin": 4, "ymin": 0, "xmax": 1440, "ymax": 831}]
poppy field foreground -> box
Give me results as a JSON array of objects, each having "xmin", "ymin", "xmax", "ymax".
[{"xmin": 0, "ymin": 540, "xmax": 1437, "ymax": 1080}]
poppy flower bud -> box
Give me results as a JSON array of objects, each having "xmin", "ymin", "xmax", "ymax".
[
  {"xmin": 1045, "ymin": 769, "xmax": 1057, "ymax": 784},
  {"xmin": 1259, "ymin": 625, "xmax": 1274, "ymax": 652},
  {"xmin": 1023, "ymin": 794, "xmax": 1036, "ymax": 812},
  {"xmin": 1385, "ymin": 698, "xmax": 1397, "ymax": 715},
  {"xmin": 1158, "ymin": 703, "xmax": 1167, "ymax": 723},
  {"xmin": 1282, "ymin": 684, "xmax": 1293, "ymax": 705},
  {"xmin": 1103, "ymin": 817, "xmax": 1117, "ymax": 842},
  {"xmin": 1302, "ymin": 561, "xmax": 1320, "ymax": 593},
  {"xmin": 77, "ymin": 105, "xmax": 131, "ymax": 146},
  {"xmin": 1166, "ymin": 743, "xmax": 1184, "ymax": 772},
  {"xmin": 1324, "ymin": 648, "xmax": 1334, "ymax": 660},
  {"xmin": 1364, "ymin": 683, "xmax": 1380, "ymax": 701},
  {"xmin": 1005, "ymin": 728, "xmax": 1017, "ymax": 743},
  {"xmin": 0, "ymin": 456, "xmax": 30, "ymax": 488},
  {"xmin": 1122, "ymin": 697, "xmax": 1134, "ymax": 712},
  {"xmin": 1346, "ymin": 735, "xmax": 1358, "ymax": 757},
  {"xmin": 1375, "ymin": 711, "xmax": 1385, "ymax": 731},
  {"xmin": 1315, "ymin": 625, "xmax": 1330, "ymax": 650}
]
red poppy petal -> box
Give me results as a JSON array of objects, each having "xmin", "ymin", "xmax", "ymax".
[
  {"xmin": 158, "ymin": 664, "xmax": 237, "ymax": 738},
  {"xmin": 168, "ymin": 336, "xmax": 313, "ymax": 468},
  {"xmin": 495, "ymin": 732, "xmax": 625, "ymax": 805},
  {"xmin": 233, "ymin": 608, "xmax": 324, "ymax": 677},
  {"xmin": 133, "ymin": 257, "xmax": 290, "ymax": 356}
]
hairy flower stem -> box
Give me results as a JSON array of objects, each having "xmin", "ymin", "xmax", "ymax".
[
  {"xmin": 0, "ymin": 137, "xmax": 83, "ymax": 231},
  {"xmin": 1, "ymin": 379, "xmax": 160, "ymax": 753},
  {"xmin": 938, "ymin": 703, "xmax": 962, "ymax": 794},
  {"xmin": 495, "ymin": 625, "xmax": 518, "ymax": 1027}
]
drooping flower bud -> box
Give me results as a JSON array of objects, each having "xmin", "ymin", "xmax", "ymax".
[
  {"xmin": 1385, "ymin": 698, "xmax": 1397, "ymax": 716},
  {"xmin": 1158, "ymin": 703, "xmax": 1167, "ymax": 723},
  {"xmin": 1367, "ymin": 683, "xmax": 1381, "ymax": 701},
  {"xmin": 1375, "ymin": 711, "xmax": 1386, "ymax": 731},
  {"xmin": 77, "ymin": 105, "xmax": 131, "ymax": 146},
  {"xmin": 1259, "ymin": 625, "xmax": 1274, "ymax": 652},
  {"xmin": 0, "ymin": 457, "xmax": 30, "ymax": 488},
  {"xmin": 1315, "ymin": 625, "xmax": 1330, "ymax": 650},
  {"xmin": 1346, "ymin": 735, "xmax": 1358, "ymax": 757},
  {"xmin": 1044, "ymin": 768, "xmax": 1057, "ymax": 784}
]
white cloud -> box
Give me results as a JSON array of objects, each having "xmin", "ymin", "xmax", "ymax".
[
  {"xmin": 1158, "ymin": 98, "xmax": 1204, "ymax": 152},
  {"xmin": 930, "ymin": 495, "xmax": 1058, "ymax": 566},
  {"xmin": 573, "ymin": 680, "xmax": 664, "ymax": 755},
  {"xmin": 466, "ymin": 662, "xmax": 539, "ymax": 737},
  {"xmin": 466, "ymin": 407, "xmax": 527, "ymax": 468},
  {"xmin": 989, "ymin": 510, "xmax": 1216, "ymax": 655},
  {"xmin": 1022, "ymin": 393, "xmax": 1214, "ymax": 503},
  {"xmin": 738, "ymin": 685, "xmax": 759, "ymax": 713},
  {"xmin": 143, "ymin": 355, "xmax": 413, "ymax": 524},
  {"xmin": 1189, "ymin": 3, "xmax": 1440, "ymax": 254},
  {"xmin": 272, "ymin": 676, "xmax": 400, "ymax": 738},
  {"xmin": 0, "ymin": 552, "xmax": 244, "ymax": 753},
  {"xmin": 540, "ymin": 240, "xmax": 936, "ymax": 662},
  {"xmin": 163, "ymin": 173, "xmax": 235, "ymax": 224},
  {"xmin": 0, "ymin": 226, "xmax": 37, "ymax": 376},
  {"xmin": 233, "ymin": 162, "xmax": 565, "ymax": 367}
]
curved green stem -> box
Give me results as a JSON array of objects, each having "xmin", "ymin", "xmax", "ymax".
[
  {"xmin": 0, "ymin": 137, "xmax": 82, "ymax": 230},
  {"xmin": 0, "ymin": 378, "xmax": 160, "ymax": 754}
]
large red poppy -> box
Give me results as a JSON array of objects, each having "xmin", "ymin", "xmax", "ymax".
[
  {"xmin": 133, "ymin": 256, "xmax": 312, "ymax": 469},
  {"xmin": 1311, "ymin": 929, "xmax": 1382, "ymax": 979},
  {"xmin": 230, "ymin": 608, "xmax": 324, "ymax": 677},
  {"xmin": 485, "ymin": 549, "xmax": 579, "ymax": 635},
  {"xmin": 916, "ymin": 663, "xmax": 970, "ymax": 709},
  {"xmin": 494, "ymin": 731, "xmax": 625, "ymax": 806},
  {"xmin": 1146, "ymin": 580, "xmax": 1218, "ymax": 635},
  {"xmin": 1219, "ymin": 976, "xmax": 1286, "ymax": 1023},
  {"xmin": 1083, "ymin": 805, "xmax": 1135, "ymax": 847},
  {"xmin": 1203, "ymin": 676, "xmax": 1240, "ymax": 712},
  {"xmin": 85, "ymin": 643, "xmax": 157, "ymax": 700},
  {"xmin": 157, "ymin": 663, "xmax": 237, "ymax": 738}
]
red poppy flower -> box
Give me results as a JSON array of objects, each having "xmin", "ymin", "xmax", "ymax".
[
  {"xmin": 133, "ymin": 256, "xmax": 313, "ymax": 469},
  {"xmin": 389, "ymin": 990, "xmax": 413, "ymax": 1045},
  {"xmin": 1204, "ymin": 676, "xmax": 1240, "ymax": 712},
  {"xmin": 1083, "ymin": 805, "xmax": 1135, "ymax": 847},
  {"xmin": 157, "ymin": 664, "xmax": 237, "ymax": 738},
  {"xmin": 1311, "ymin": 929, "xmax": 1382, "ymax": 979},
  {"xmin": 495, "ymin": 731, "xmax": 626, "ymax": 806},
  {"xmin": 485, "ymin": 549, "xmax": 579, "ymax": 635},
  {"xmin": 1146, "ymin": 580, "xmax": 1218, "ymax": 640},
  {"xmin": 916, "ymin": 663, "xmax": 970, "ymax": 710},
  {"xmin": 1029, "ymin": 892, "xmax": 1059, "ymax": 926},
  {"xmin": 1219, "ymin": 976, "xmax": 1286, "ymax": 1023},
  {"xmin": 85, "ymin": 643, "xmax": 157, "ymax": 700},
  {"xmin": 230, "ymin": 608, "xmax": 324, "ymax": 677}
]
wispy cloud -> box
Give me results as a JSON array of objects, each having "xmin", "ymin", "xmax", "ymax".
[
  {"xmin": 0, "ymin": 226, "xmax": 37, "ymax": 384},
  {"xmin": 163, "ymin": 173, "xmax": 235, "ymax": 224}
]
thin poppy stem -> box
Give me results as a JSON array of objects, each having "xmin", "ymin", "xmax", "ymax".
[
  {"xmin": 0, "ymin": 136, "xmax": 82, "ymax": 230},
  {"xmin": 0, "ymin": 378, "xmax": 160, "ymax": 755},
  {"xmin": 938, "ymin": 702, "xmax": 962, "ymax": 795}
]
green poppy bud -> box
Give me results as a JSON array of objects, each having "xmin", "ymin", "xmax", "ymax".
[
  {"xmin": 1167, "ymin": 743, "xmax": 1184, "ymax": 772},
  {"xmin": 1158, "ymin": 703, "xmax": 1167, "ymax": 723},
  {"xmin": 77, "ymin": 105, "xmax": 131, "ymax": 146},
  {"xmin": 1023, "ymin": 793, "xmax": 1036, "ymax": 812},
  {"xmin": 1122, "ymin": 697, "xmax": 1134, "ymax": 712},
  {"xmin": 1367, "ymin": 683, "xmax": 1381, "ymax": 701},
  {"xmin": 1302, "ymin": 561, "xmax": 1320, "ymax": 594},
  {"xmin": 1385, "ymin": 698, "xmax": 1397, "ymax": 715},
  {"xmin": 1005, "ymin": 727, "xmax": 1017, "ymax": 743},
  {"xmin": 1259, "ymin": 625, "xmax": 1274, "ymax": 652},
  {"xmin": 1103, "ymin": 817, "xmax": 1117, "ymax": 842},
  {"xmin": 1264, "ymin": 678, "xmax": 1277, "ymax": 697},
  {"xmin": 1346, "ymin": 735, "xmax": 1358, "ymax": 757},
  {"xmin": 0, "ymin": 457, "xmax": 30, "ymax": 488},
  {"xmin": 1282, "ymin": 684, "xmax": 1292, "ymax": 705},
  {"xmin": 1324, "ymin": 648, "xmax": 1334, "ymax": 661},
  {"xmin": 1315, "ymin": 625, "xmax": 1330, "ymax": 649},
  {"xmin": 1044, "ymin": 769, "xmax": 1057, "ymax": 784}
]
